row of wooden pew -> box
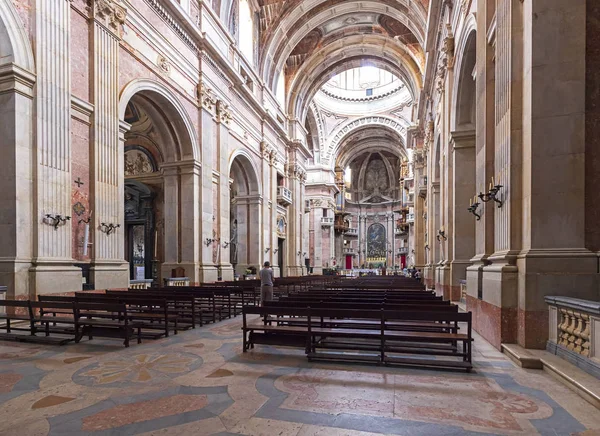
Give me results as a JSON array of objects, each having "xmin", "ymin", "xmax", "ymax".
[
  {"xmin": 242, "ymin": 281, "xmax": 474, "ymax": 372},
  {"xmin": 0, "ymin": 284, "xmax": 265, "ymax": 347}
]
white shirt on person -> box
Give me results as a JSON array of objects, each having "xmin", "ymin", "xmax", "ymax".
[{"xmin": 260, "ymin": 267, "xmax": 274, "ymax": 286}]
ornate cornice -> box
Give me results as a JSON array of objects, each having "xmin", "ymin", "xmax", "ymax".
[
  {"xmin": 89, "ymin": 0, "xmax": 127, "ymax": 36},
  {"xmin": 144, "ymin": 0, "xmax": 199, "ymax": 53}
]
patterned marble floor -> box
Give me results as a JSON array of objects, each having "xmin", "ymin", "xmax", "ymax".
[{"xmin": 1, "ymin": 316, "xmax": 599, "ymax": 436}]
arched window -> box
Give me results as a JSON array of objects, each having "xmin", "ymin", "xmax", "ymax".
[
  {"xmin": 276, "ymin": 70, "xmax": 285, "ymax": 108},
  {"xmin": 239, "ymin": 0, "xmax": 254, "ymax": 64}
]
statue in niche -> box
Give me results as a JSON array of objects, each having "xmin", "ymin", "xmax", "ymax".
[{"xmin": 230, "ymin": 219, "xmax": 238, "ymax": 266}]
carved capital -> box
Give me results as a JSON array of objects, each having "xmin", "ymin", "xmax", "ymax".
[
  {"xmin": 89, "ymin": 0, "xmax": 127, "ymax": 36},
  {"xmin": 216, "ymin": 100, "xmax": 232, "ymax": 125},
  {"xmin": 197, "ymin": 81, "xmax": 217, "ymax": 112}
]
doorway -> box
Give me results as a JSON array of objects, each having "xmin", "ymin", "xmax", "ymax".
[
  {"xmin": 278, "ymin": 238, "xmax": 285, "ymax": 277},
  {"xmin": 124, "ymin": 182, "xmax": 156, "ymax": 280},
  {"xmin": 345, "ymin": 255, "xmax": 352, "ymax": 270}
]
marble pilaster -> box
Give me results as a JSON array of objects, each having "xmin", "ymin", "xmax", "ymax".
[{"xmin": 30, "ymin": 0, "xmax": 82, "ymax": 294}]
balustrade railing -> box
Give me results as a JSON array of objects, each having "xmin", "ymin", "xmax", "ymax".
[{"xmin": 545, "ymin": 296, "xmax": 600, "ymax": 377}]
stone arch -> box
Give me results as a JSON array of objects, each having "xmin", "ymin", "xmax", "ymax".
[
  {"xmin": 0, "ymin": 0, "xmax": 35, "ymax": 70},
  {"xmin": 452, "ymin": 25, "xmax": 477, "ymax": 131},
  {"xmin": 229, "ymin": 150, "xmax": 261, "ymax": 274},
  {"xmin": 119, "ymin": 79, "xmax": 199, "ymax": 162},
  {"xmin": 326, "ymin": 116, "xmax": 408, "ymax": 166},
  {"xmin": 228, "ymin": 149, "xmax": 261, "ymax": 195},
  {"xmin": 0, "ymin": 1, "xmax": 36, "ymax": 298}
]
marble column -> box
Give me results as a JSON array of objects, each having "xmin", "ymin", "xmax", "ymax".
[
  {"xmin": 516, "ymin": 0, "xmax": 597, "ymax": 349},
  {"xmin": 477, "ymin": 0, "xmax": 522, "ymax": 348},
  {"xmin": 199, "ymin": 88, "xmax": 218, "ymax": 282},
  {"xmin": 160, "ymin": 165, "xmax": 180, "ymax": 280},
  {"xmin": 260, "ymin": 144, "xmax": 272, "ymax": 273},
  {"xmin": 216, "ymin": 101, "xmax": 233, "ymax": 281},
  {"xmin": 177, "ymin": 161, "xmax": 202, "ymax": 283},
  {"xmin": 286, "ymin": 164, "xmax": 303, "ymax": 276},
  {"xmin": 88, "ymin": 0, "xmax": 129, "ymax": 289},
  {"xmin": 30, "ymin": 0, "xmax": 82, "ymax": 294},
  {"xmin": 466, "ymin": 0, "xmax": 497, "ymax": 339},
  {"xmin": 312, "ymin": 203, "xmax": 323, "ymax": 274},
  {"xmin": 0, "ymin": 11, "xmax": 36, "ymax": 297},
  {"xmin": 450, "ymin": 130, "xmax": 476, "ymax": 301},
  {"xmin": 270, "ymin": 159, "xmax": 278, "ymax": 276}
]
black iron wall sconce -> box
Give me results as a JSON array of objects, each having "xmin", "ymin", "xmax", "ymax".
[
  {"xmin": 436, "ymin": 229, "xmax": 447, "ymax": 241},
  {"xmin": 424, "ymin": 244, "xmax": 430, "ymax": 251},
  {"xmin": 222, "ymin": 240, "xmax": 231, "ymax": 249},
  {"xmin": 478, "ymin": 179, "xmax": 504, "ymax": 208},
  {"xmin": 265, "ymin": 247, "xmax": 270, "ymax": 253},
  {"xmin": 468, "ymin": 199, "xmax": 481, "ymax": 220},
  {"xmin": 205, "ymin": 238, "xmax": 219, "ymax": 247},
  {"xmin": 100, "ymin": 222, "xmax": 120, "ymax": 235},
  {"xmin": 45, "ymin": 214, "xmax": 71, "ymax": 230},
  {"xmin": 273, "ymin": 248, "xmax": 279, "ymax": 254}
]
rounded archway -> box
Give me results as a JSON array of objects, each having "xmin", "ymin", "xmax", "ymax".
[
  {"xmin": 118, "ymin": 80, "xmax": 199, "ymax": 282},
  {"xmin": 229, "ymin": 151, "xmax": 261, "ymax": 276},
  {"xmin": 0, "ymin": 1, "xmax": 35, "ymax": 298}
]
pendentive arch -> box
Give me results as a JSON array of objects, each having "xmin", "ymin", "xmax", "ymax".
[
  {"xmin": 260, "ymin": 0, "xmax": 427, "ymax": 89},
  {"xmin": 325, "ymin": 116, "xmax": 408, "ymax": 166},
  {"xmin": 287, "ymin": 39, "xmax": 422, "ymax": 121}
]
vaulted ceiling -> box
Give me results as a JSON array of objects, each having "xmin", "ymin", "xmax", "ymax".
[{"xmin": 254, "ymin": 0, "xmax": 428, "ymax": 122}]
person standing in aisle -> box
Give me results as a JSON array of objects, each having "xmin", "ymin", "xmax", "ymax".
[{"xmin": 259, "ymin": 261, "xmax": 274, "ymax": 305}]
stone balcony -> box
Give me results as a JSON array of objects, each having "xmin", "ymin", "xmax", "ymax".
[
  {"xmin": 345, "ymin": 227, "xmax": 358, "ymax": 236},
  {"xmin": 395, "ymin": 227, "xmax": 408, "ymax": 236},
  {"xmin": 545, "ymin": 296, "xmax": 600, "ymax": 378},
  {"xmin": 407, "ymin": 213, "xmax": 415, "ymax": 223},
  {"xmin": 343, "ymin": 247, "xmax": 357, "ymax": 255},
  {"xmin": 320, "ymin": 217, "xmax": 334, "ymax": 227},
  {"xmin": 277, "ymin": 186, "xmax": 292, "ymax": 206},
  {"xmin": 397, "ymin": 247, "xmax": 408, "ymax": 255}
]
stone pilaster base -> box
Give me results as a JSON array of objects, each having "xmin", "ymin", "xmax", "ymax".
[
  {"xmin": 516, "ymin": 249, "xmax": 600, "ymax": 349},
  {"xmin": 29, "ymin": 261, "xmax": 83, "ymax": 295},
  {"xmin": 89, "ymin": 260, "xmax": 129, "ymax": 290},
  {"xmin": 199, "ymin": 264, "xmax": 218, "ymax": 283},
  {"xmin": 450, "ymin": 260, "xmax": 471, "ymax": 301},
  {"xmin": 312, "ymin": 266, "xmax": 323, "ymax": 275},
  {"xmin": 219, "ymin": 263, "xmax": 234, "ymax": 281},
  {"xmin": 0, "ymin": 258, "xmax": 32, "ymax": 299},
  {"xmin": 286, "ymin": 266, "xmax": 303, "ymax": 277},
  {"xmin": 466, "ymin": 294, "xmax": 517, "ymax": 350},
  {"xmin": 436, "ymin": 264, "xmax": 451, "ymax": 300},
  {"xmin": 423, "ymin": 265, "xmax": 434, "ymax": 288}
]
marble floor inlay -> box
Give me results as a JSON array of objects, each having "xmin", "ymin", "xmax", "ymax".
[{"xmin": 0, "ymin": 315, "xmax": 598, "ymax": 436}]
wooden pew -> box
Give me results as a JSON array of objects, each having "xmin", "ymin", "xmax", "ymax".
[{"xmin": 242, "ymin": 306, "xmax": 473, "ymax": 372}]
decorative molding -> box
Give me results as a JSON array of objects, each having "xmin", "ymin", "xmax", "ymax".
[
  {"xmin": 216, "ymin": 100, "xmax": 232, "ymax": 124},
  {"xmin": 71, "ymin": 96, "xmax": 94, "ymax": 125},
  {"xmin": 197, "ymin": 81, "xmax": 217, "ymax": 112},
  {"xmin": 89, "ymin": 0, "xmax": 127, "ymax": 35},
  {"xmin": 157, "ymin": 55, "xmax": 172, "ymax": 75},
  {"xmin": 144, "ymin": 0, "xmax": 200, "ymax": 53}
]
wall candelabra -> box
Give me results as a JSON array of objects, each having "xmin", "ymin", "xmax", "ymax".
[
  {"xmin": 100, "ymin": 222, "xmax": 120, "ymax": 235},
  {"xmin": 478, "ymin": 178, "xmax": 504, "ymax": 207},
  {"xmin": 45, "ymin": 214, "xmax": 70, "ymax": 230}
]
